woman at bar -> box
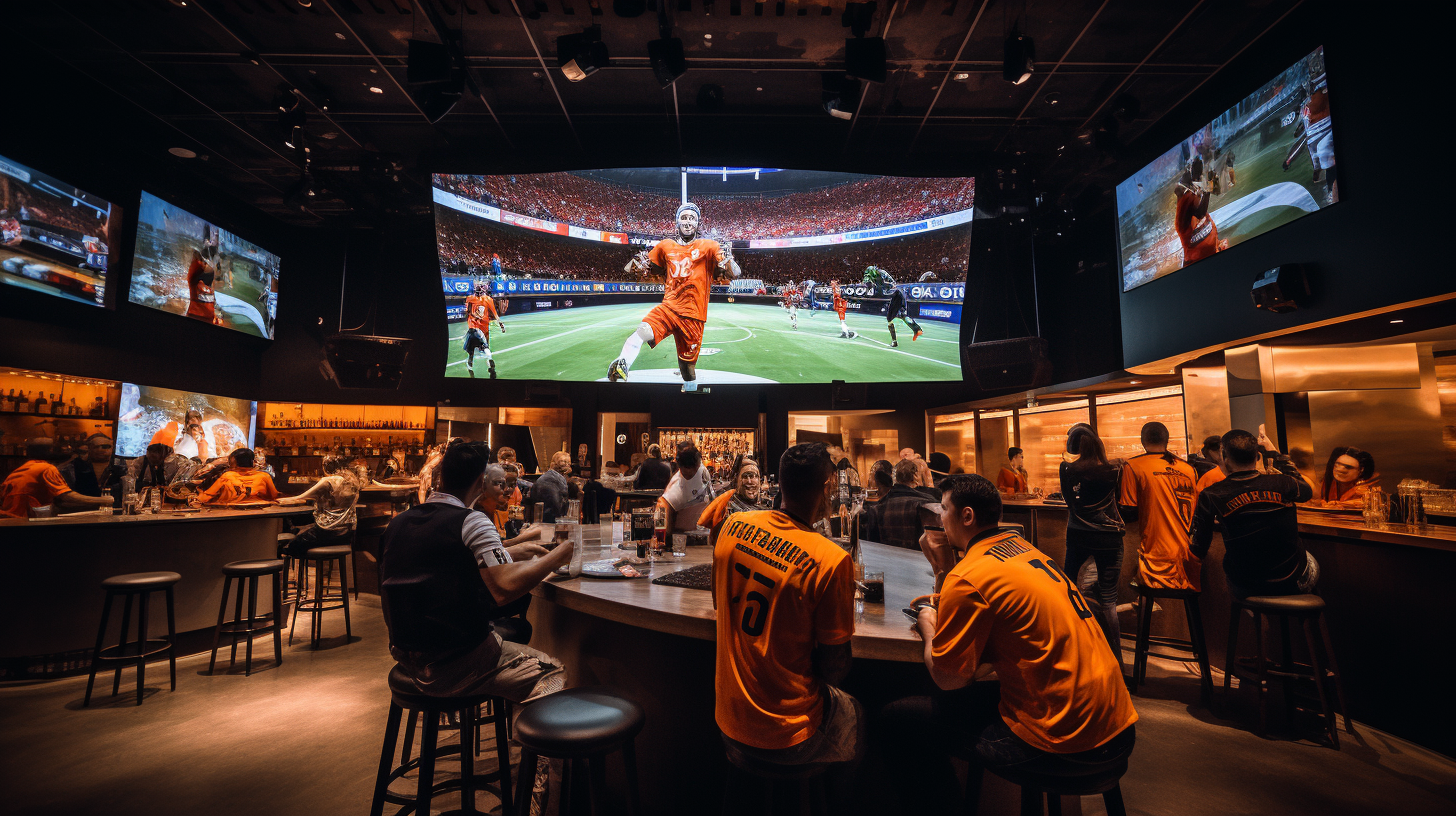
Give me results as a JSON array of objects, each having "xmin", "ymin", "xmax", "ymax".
[
  {"xmin": 277, "ymin": 452, "xmax": 361, "ymax": 557},
  {"xmin": 1312, "ymin": 446, "xmax": 1379, "ymax": 508},
  {"xmin": 1059, "ymin": 423, "xmax": 1127, "ymax": 674},
  {"xmin": 699, "ymin": 453, "xmax": 764, "ymax": 544}
]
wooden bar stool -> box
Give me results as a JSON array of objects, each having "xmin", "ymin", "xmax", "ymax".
[
  {"xmin": 370, "ymin": 665, "xmax": 514, "ymax": 816},
  {"xmin": 1130, "ymin": 579, "xmax": 1213, "ymax": 707},
  {"xmin": 1224, "ymin": 594, "xmax": 1353, "ymax": 747},
  {"xmin": 980, "ymin": 760, "xmax": 1130, "ymax": 816},
  {"xmin": 83, "ymin": 571, "xmax": 180, "ymax": 707},
  {"xmin": 513, "ymin": 687, "xmax": 645, "ymax": 816},
  {"xmin": 289, "ymin": 544, "xmax": 353, "ymax": 648},
  {"xmin": 722, "ymin": 736, "xmax": 832, "ymax": 816},
  {"xmin": 276, "ymin": 532, "xmax": 298, "ymax": 601},
  {"xmin": 208, "ymin": 559, "xmax": 285, "ymax": 676}
]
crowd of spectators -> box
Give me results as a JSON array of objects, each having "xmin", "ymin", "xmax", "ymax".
[
  {"xmin": 0, "ymin": 181, "xmax": 108, "ymax": 237},
  {"xmin": 435, "ymin": 172, "xmax": 975, "ymax": 241}
]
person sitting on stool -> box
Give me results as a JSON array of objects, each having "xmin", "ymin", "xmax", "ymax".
[
  {"xmin": 278, "ymin": 452, "xmax": 363, "ymax": 557},
  {"xmin": 880, "ymin": 474, "xmax": 1138, "ymax": 812}
]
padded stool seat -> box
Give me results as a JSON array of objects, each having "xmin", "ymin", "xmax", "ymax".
[
  {"xmin": 305, "ymin": 543, "xmax": 352, "ymax": 557},
  {"xmin": 987, "ymin": 761, "xmax": 1129, "ymax": 816},
  {"xmin": 222, "ymin": 559, "xmax": 285, "ymax": 577},
  {"xmin": 387, "ymin": 664, "xmax": 497, "ymax": 712},
  {"xmin": 1226, "ymin": 593, "xmax": 1351, "ymax": 747},
  {"xmin": 1240, "ymin": 594, "xmax": 1325, "ymax": 613},
  {"xmin": 515, "ymin": 687, "xmax": 645, "ymax": 756},
  {"xmin": 102, "ymin": 571, "xmax": 181, "ymax": 591},
  {"xmin": 1129, "ymin": 579, "xmax": 1213, "ymax": 707}
]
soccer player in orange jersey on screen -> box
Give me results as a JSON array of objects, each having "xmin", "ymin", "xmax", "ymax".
[
  {"xmin": 608, "ymin": 201, "xmax": 741, "ymax": 392},
  {"xmin": 463, "ymin": 280, "xmax": 505, "ymax": 379}
]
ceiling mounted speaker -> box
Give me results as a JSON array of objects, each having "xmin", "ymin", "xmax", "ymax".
[
  {"xmin": 647, "ymin": 37, "xmax": 686, "ymax": 87},
  {"xmin": 845, "ymin": 37, "xmax": 886, "ymax": 83},
  {"xmin": 407, "ymin": 39, "xmax": 454, "ymax": 85},
  {"xmin": 321, "ymin": 335, "xmax": 413, "ymax": 389},
  {"xmin": 962, "ymin": 336, "xmax": 1052, "ymax": 392},
  {"xmin": 1251, "ymin": 265, "xmax": 1309, "ymax": 314}
]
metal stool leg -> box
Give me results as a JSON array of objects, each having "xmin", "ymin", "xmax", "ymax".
[
  {"xmin": 230, "ymin": 577, "xmax": 245, "ymax": 668},
  {"xmin": 417, "ymin": 708, "xmax": 439, "ymax": 816},
  {"xmin": 1302, "ymin": 616, "xmax": 1339, "ymax": 749},
  {"xmin": 339, "ymin": 556, "xmax": 353, "ymax": 640},
  {"xmin": 1133, "ymin": 593, "xmax": 1154, "ymax": 689},
  {"xmin": 1279, "ymin": 615, "xmax": 1297, "ymax": 729},
  {"xmin": 244, "ymin": 575, "xmax": 260, "ymax": 675},
  {"xmin": 271, "ymin": 570, "xmax": 284, "ymax": 667},
  {"xmin": 1317, "ymin": 613, "xmax": 1354, "ymax": 735},
  {"xmin": 1253, "ymin": 610, "xmax": 1269, "ymax": 738},
  {"xmin": 370, "ymin": 703, "xmax": 403, "ymax": 816},
  {"xmin": 460, "ymin": 709, "xmax": 478, "ymax": 815},
  {"xmin": 588, "ymin": 754, "xmax": 609, "ymax": 816},
  {"xmin": 402, "ymin": 709, "xmax": 417, "ymax": 765},
  {"xmin": 83, "ymin": 592, "xmax": 114, "ymax": 707},
  {"xmin": 494, "ymin": 702, "xmax": 513, "ymax": 816},
  {"xmin": 1020, "ymin": 784, "xmax": 1043, "ymax": 816},
  {"xmin": 288, "ymin": 559, "xmax": 305, "ymax": 645},
  {"xmin": 515, "ymin": 748, "xmax": 539, "ymax": 816},
  {"xmin": 622, "ymin": 737, "xmax": 642, "ymax": 816},
  {"xmin": 209, "ymin": 576, "xmax": 232, "ymax": 675},
  {"xmin": 1102, "ymin": 784, "xmax": 1128, "ymax": 816},
  {"xmin": 1184, "ymin": 596, "xmax": 1213, "ymax": 708},
  {"xmin": 165, "ymin": 587, "xmax": 177, "ymax": 691},
  {"xmin": 112, "ymin": 592, "xmax": 133, "ymax": 698},
  {"xmin": 135, "ymin": 591, "xmax": 150, "ymax": 706},
  {"xmin": 1224, "ymin": 602, "xmax": 1241, "ymax": 718}
]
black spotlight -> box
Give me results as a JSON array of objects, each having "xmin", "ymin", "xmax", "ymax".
[
  {"xmin": 417, "ymin": 80, "xmax": 464, "ymax": 123},
  {"xmin": 647, "ymin": 37, "xmax": 686, "ymax": 87},
  {"xmin": 822, "ymin": 73, "xmax": 860, "ymax": 120},
  {"xmin": 407, "ymin": 38, "xmax": 454, "ymax": 85},
  {"xmin": 845, "ymin": 37, "xmax": 886, "ymax": 83},
  {"xmin": 1003, "ymin": 33, "xmax": 1034, "ymax": 85},
  {"xmin": 557, "ymin": 25, "xmax": 609, "ymax": 82}
]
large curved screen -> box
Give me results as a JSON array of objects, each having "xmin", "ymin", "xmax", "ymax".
[{"xmin": 434, "ymin": 168, "xmax": 973, "ymax": 385}]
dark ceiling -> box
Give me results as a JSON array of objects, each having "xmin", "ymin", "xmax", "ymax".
[{"xmin": 14, "ymin": 0, "xmax": 1303, "ymax": 225}]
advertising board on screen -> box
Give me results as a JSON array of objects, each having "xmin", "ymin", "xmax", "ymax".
[
  {"xmin": 128, "ymin": 192, "xmax": 281, "ymax": 338},
  {"xmin": 0, "ymin": 153, "xmax": 116, "ymax": 307},
  {"xmin": 115, "ymin": 382, "xmax": 256, "ymax": 460},
  {"xmin": 1116, "ymin": 46, "xmax": 1337, "ymax": 292},
  {"xmin": 434, "ymin": 168, "xmax": 974, "ymax": 385}
]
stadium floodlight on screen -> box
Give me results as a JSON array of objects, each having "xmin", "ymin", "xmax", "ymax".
[
  {"xmin": 0, "ymin": 153, "xmax": 116, "ymax": 307},
  {"xmin": 1116, "ymin": 46, "xmax": 1337, "ymax": 292},
  {"xmin": 433, "ymin": 168, "xmax": 974, "ymax": 388},
  {"xmin": 128, "ymin": 192, "xmax": 282, "ymax": 339},
  {"xmin": 115, "ymin": 382, "xmax": 257, "ymax": 460}
]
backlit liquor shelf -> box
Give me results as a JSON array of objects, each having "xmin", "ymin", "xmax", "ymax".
[
  {"xmin": 655, "ymin": 427, "xmax": 758, "ymax": 472},
  {"xmin": 255, "ymin": 403, "xmax": 437, "ymax": 480},
  {"xmin": 0, "ymin": 368, "xmax": 120, "ymax": 461}
]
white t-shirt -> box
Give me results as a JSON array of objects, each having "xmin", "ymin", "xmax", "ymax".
[{"xmin": 662, "ymin": 467, "xmax": 714, "ymax": 530}]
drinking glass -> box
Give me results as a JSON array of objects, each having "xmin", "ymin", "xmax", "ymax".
[
  {"xmin": 861, "ymin": 571, "xmax": 885, "ymax": 603},
  {"xmin": 671, "ymin": 533, "xmax": 688, "ymax": 557}
]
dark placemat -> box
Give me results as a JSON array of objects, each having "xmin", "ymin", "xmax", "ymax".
[{"xmin": 651, "ymin": 563, "xmax": 713, "ymax": 591}]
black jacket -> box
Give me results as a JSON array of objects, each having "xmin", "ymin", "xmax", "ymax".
[
  {"xmin": 1190, "ymin": 457, "xmax": 1314, "ymax": 589},
  {"xmin": 635, "ymin": 457, "xmax": 672, "ymax": 491},
  {"xmin": 1060, "ymin": 458, "xmax": 1125, "ymax": 534}
]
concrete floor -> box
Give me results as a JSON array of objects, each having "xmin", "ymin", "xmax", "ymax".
[{"xmin": 0, "ymin": 597, "xmax": 1453, "ymax": 816}]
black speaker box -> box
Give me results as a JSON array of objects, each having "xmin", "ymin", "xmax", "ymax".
[
  {"xmin": 1251, "ymin": 264, "xmax": 1309, "ymax": 313},
  {"xmin": 321, "ymin": 335, "xmax": 412, "ymax": 389},
  {"xmin": 963, "ymin": 336, "xmax": 1052, "ymax": 392},
  {"xmin": 845, "ymin": 37, "xmax": 887, "ymax": 83},
  {"xmin": 831, "ymin": 380, "xmax": 866, "ymax": 409},
  {"xmin": 647, "ymin": 37, "xmax": 686, "ymax": 88}
]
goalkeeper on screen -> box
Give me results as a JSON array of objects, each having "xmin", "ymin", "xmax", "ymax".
[
  {"xmin": 863, "ymin": 265, "xmax": 922, "ymax": 347},
  {"xmin": 608, "ymin": 202, "xmax": 741, "ymax": 392}
]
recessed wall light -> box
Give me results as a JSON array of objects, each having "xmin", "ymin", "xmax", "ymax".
[
  {"xmin": 368, "ymin": 86, "xmax": 384, "ymax": 94},
  {"xmin": 1129, "ymin": 380, "xmax": 1141, "ymax": 384},
  {"xmin": 168, "ymin": 147, "xmax": 197, "ymax": 158},
  {"xmin": 953, "ymin": 72, "xmax": 970, "ymax": 80},
  {"xmin": 1390, "ymin": 319, "xmax": 1404, "ymax": 324}
]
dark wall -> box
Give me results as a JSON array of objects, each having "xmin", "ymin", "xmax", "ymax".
[{"xmin": 1115, "ymin": 4, "xmax": 1449, "ymax": 368}]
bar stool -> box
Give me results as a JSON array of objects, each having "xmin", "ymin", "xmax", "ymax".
[
  {"xmin": 208, "ymin": 559, "xmax": 285, "ymax": 676},
  {"xmin": 370, "ymin": 665, "xmax": 514, "ymax": 816},
  {"xmin": 83, "ymin": 571, "xmax": 180, "ymax": 707},
  {"xmin": 1225, "ymin": 594, "xmax": 1352, "ymax": 747},
  {"xmin": 722, "ymin": 737, "xmax": 832, "ymax": 816},
  {"xmin": 289, "ymin": 544, "xmax": 352, "ymax": 648},
  {"xmin": 513, "ymin": 687, "xmax": 645, "ymax": 816},
  {"xmin": 276, "ymin": 532, "xmax": 298, "ymax": 601},
  {"xmin": 1129, "ymin": 579, "xmax": 1213, "ymax": 707},
  {"xmin": 979, "ymin": 760, "xmax": 1129, "ymax": 816}
]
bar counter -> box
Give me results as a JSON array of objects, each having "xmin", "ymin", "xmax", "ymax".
[{"xmin": 0, "ymin": 506, "xmax": 312, "ymax": 667}]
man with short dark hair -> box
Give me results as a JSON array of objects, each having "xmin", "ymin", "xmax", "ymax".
[
  {"xmin": 662, "ymin": 442, "xmax": 713, "ymax": 533},
  {"xmin": 1188, "ymin": 435, "xmax": 1224, "ymax": 478},
  {"xmin": 1119, "ymin": 421, "xmax": 1200, "ymax": 590},
  {"xmin": 193, "ymin": 448, "xmax": 280, "ymax": 505},
  {"xmin": 882, "ymin": 473, "xmax": 1137, "ymax": 812},
  {"xmin": 1191, "ymin": 428, "xmax": 1318, "ymax": 597},
  {"xmin": 1, "ymin": 438, "xmax": 113, "ymax": 517},
  {"xmin": 60, "ymin": 433, "xmax": 125, "ymax": 501},
  {"xmin": 996, "ymin": 447, "xmax": 1030, "ymax": 494},
  {"xmin": 636, "ymin": 443, "xmax": 672, "ymax": 490},
  {"xmin": 863, "ymin": 458, "xmax": 933, "ymax": 550},
  {"xmin": 713, "ymin": 442, "xmax": 861, "ymax": 800}
]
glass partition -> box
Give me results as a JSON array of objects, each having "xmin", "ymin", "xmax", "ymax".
[{"xmin": 1018, "ymin": 401, "xmax": 1091, "ymax": 493}]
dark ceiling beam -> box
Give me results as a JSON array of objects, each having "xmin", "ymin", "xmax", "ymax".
[
  {"xmin": 508, "ymin": 0, "xmax": 582, "ymax": 151},
  {"xmin": 909, "ymin": 0, "xmax": 990, "ymax": 154},
  {"xmin": 992, "ymin": 0, "xmax": 1108, "ymax": 153},
  {"xmin": 190, "ymin": 0, "xmax": 370, "ymax": 152}
]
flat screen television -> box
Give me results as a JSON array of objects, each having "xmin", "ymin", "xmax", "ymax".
[
  {"xmin": 128, "ymin": 191, "xmax": 281, "ymax": 338},
  {"xmin": 433, "ymin": 168, "xmax": 973, "ymax": 385},
  {"xmin": 0, "ymin": 153, "xmax": 116, "ymax": 307},
  {"xmin": 1116, "ymin": 46, "xmax": 1336, "ymax": 292},
  {"xmin": 115, "ymin": 382, "xmax": 257, "ymax": 461}
]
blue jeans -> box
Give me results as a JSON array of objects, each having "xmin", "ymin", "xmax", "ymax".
[{"xmin": 1064, "ymin": 529, "xmax": 1126, "ymax": 676}]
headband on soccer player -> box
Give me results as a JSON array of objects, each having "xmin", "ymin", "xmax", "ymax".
[{"xmin": 676, "ymin": 202, "xmax": 701, "ymax": 223}]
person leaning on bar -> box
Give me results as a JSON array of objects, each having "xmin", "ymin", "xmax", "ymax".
[
  {"xmin": 277, "ymin": 452, "xmax": 362, "ymax": 557},
  {"xmin": 880, "ymin": 474, "xmax": 1138, "ymax": 813},
  {"xmin": 0, "ymin": 438, "xmax": 115, "ymax": 517},
  {"xmin": 128, "ymin": 443, "xmax": 189, "ymax": 489},
  {"xmin": 191, "ymin": 448, "xmax": 279, "ymax": 506},
  {"xmin": 712, "ymin": 442, "xmax": 863, "ymax": 807}
]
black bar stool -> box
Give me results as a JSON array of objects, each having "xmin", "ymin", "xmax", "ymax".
[
  {"xmin": 979, "ymin": 760, "xmax": 1130, "ymax": 816},
  {"xmin": 276, "ymin": 532, "xmax": 298, "ymax": 602},
  {"xmin": 1130, "ymin": 579, "xmax": 1213, "ymax": 707},
  {"xmin": 1225, "ymin": 593, "xmax": 1352, "ymax": 747},
  {"xmin": 722, "ymin": 736, "xmax": 832, "ymax": 816},
  {"xmin": 289, "ymin": 544, "xmax": 353, "ymax": 647},
  {"xmin": 370, "ymin": 666, "xmax": 514, "ymax": 816},
  {"xmin": 208, "ymin": 559, "xmax": 285, "ymax": 676},
  {"xmin": 83, "ymin": 571, "xmax": 180, "ymax": 707},
  {"xmin": 513, "ymin": 687, "xmax": 645, "ymax": 816}
]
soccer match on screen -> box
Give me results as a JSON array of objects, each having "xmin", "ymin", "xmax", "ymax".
[
  {"xmin": 1116, "ymin": 46, "xmax": 1336, "ymax": 292},
  {"xmin": 434, "ymin": 168, "xmax": 974, "ymax": 389}
]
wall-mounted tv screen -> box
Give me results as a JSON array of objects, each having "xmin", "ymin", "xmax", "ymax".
[
  {"xmin": 1116, "ymin": 46, "xmax": 1336, "ymax": 292},
  {"xmin": 434, "ymin": 168, "xmax": 973, "ymax": 385},
  {"xmin": 128, "ymin": 191, "xmax": 281, "ymax": 338},
  {"xmin": 0, "ymin": 153, "xmax": 116, "ymax": 307},
  {"xmin": 115, "ymin": 382, "xmax": 256, "ymax": 461}
]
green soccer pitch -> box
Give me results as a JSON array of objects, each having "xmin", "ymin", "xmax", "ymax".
[{"xmin": 444, "ymin": 301, "xmax": 963, "ymax": 384}]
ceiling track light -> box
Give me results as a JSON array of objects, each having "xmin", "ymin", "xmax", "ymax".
[{"xmin": 557, "ymin": 25, "xmax": 608, "ymax": 82}]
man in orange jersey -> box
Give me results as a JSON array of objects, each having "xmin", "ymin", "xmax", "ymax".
[
  {"xmin": 462, "ymin": 280, "xmax": 505, "ymax": 379},
  {"xmin": 608, "ymin": 201, "xmax": 741, "ymax": 392},
  {"xmin": 881, "ymin": 474, "xmax": 1137, "ymax": 812},
  {"xmin": 193, "ymin": 448, "xmax": 279, "ymax": 506},
  {"xmin": 1, "ymin": 438, "xmax": 114, "ymax": 517},
  {"xmin": 1118, "ymin": 421, "xmax": 1201, "ymax": 590},
  {"xmin": 832, "ymin": 279, "xmax": 854, "ymax": 338},
  {"xmin": 714, "ymin": 442, "xmax": 861, "ymax": 800}
]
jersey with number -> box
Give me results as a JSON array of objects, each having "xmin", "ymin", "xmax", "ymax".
[
  {"xmin": 932, "ymin": 529, "xmax": 1138, "ymax": 753},
  {"xmin": 1119, "ymin": 452, "xmax": 1200, "ymax": 590},
  {"xmin": 465, "ymin": 295, "xmax": 498, "ymax": 332},
  {"xmin": 649, "ymin": 238, "xmax": 726, "ymax": 323},
  {"xmin": 713, "ymin": 510, "xmax": 855, "ymax": 750}
]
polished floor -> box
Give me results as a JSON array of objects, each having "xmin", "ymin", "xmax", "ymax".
[{"xmin": 0, "ymin": 597, "xmax": 1452, "ymax": 816}]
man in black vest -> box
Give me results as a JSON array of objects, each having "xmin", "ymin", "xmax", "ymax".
[{"xmin": 381, "ymin": 443, "xmax": 572, "ymax": 703}]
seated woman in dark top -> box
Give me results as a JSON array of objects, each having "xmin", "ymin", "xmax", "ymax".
[{"xmin": 1059, "ymin": 423, "xmax": 1126, "ymax": 674}]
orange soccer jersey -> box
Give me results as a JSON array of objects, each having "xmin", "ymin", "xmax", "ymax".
[
  {"xmin": 714, "ymin": 510, "xmax": 856, "ymax": 750},
  {"xmin": 649, "ymin": 238, "xmax": 727, "ymax": 323},
  {"xmin": 0, "ymin": 459, "xmax": 73, "ymax": 518},
  {"xmin": 933, "ymin": 529, "xmax": 1138, "ymax": 753},
  {"xmin": 1119, "ymin": 452, "xmax": 1200, "ymax": 590},
  {"xmin": 198, "ymin": 467, "xmax": 279, "ymax": 505},
  {"xmin": 465, "ymin": 295, "xmax": 498, "ymax": 332}
]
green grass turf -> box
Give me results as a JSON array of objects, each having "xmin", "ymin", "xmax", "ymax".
[{"xmin": 444, "ymin": 301, "xmax": 963, "ymax": 383}]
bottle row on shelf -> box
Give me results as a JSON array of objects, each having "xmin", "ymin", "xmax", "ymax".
[
  {"xmin": 256, "ymin": 433, "xmax": 434, "ymax": 458},
  {"xmin": 263, "ymin": 414, "xmax": 427, "ymax": 430}
]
